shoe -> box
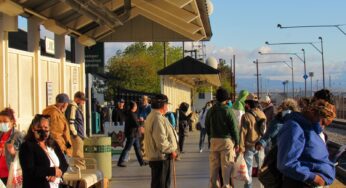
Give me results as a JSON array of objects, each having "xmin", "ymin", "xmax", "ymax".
[
  {"xmin": 140, "ymin": 161, "xmax": 148, "ymax": 166},
  {"xmin": 117, "ymin": 163, "xmax": 127, "ymax": 167},
  {"xmin": 199, "ymin": 149, "xmax": 203, "ymax": 153}
]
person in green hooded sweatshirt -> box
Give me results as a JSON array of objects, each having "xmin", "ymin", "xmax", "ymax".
[{"xmin": 232, "ymin": 90, "xmax": 249, "ymax": 129}]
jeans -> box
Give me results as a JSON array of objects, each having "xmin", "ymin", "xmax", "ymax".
[
  {"xmin": 149, "ymin": 160, "xmax": 172, "ymax": 188},
  {"xmin": 118, "ymin": 137, "xmax": 144, "ymax": 165},
  {"xmin": 199, "ymin": 128, "xmax": 207, "ymax": 150},
  {"xmin": 244, "ymin": 147, "xmax": 264, "ymax": 188},
  {"xmin": 179, "ymin": 134, "xmax": 185, "ymax": 152}
]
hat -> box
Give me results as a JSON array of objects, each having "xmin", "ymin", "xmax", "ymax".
[
  {"xmin": 74, "ymin": 91, "xmax": 87, "ymax": 101},
  {"xmin": 216, "ymin": 87, "xmax": 229, "ymax": 102},
  {"xmin": 246, "ymin": 93, "xmax": 258, "ymax": 101},
  {"xmin": 56, "ymin": 93, "xmax": 70, "ymax": 103},
  {"xmin": 117, "ymin": 98, "xmax": 125, "ymax": 103},
  {"xmin": 151, "ymin": 94, "xmax": 169, "ymax": 109}
]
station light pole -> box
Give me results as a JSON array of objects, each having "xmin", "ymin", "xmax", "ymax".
[
  {"xmin": 254, "ymin": 59, "xmax": 294, "ymax": 98},
  {"xmin": 309, "ymin": 72, "xmax": 314, "ymax": 96},
  {"xmin": 265, "ymin": 38, "xmax": 325, "ymax": 89},
  {"xmin": 277, "ymin": 23, "xmax": 346, "ymax": 36},
  {"xmin": 259, "ymin": 50, "xmax": 307, "ymax": 97}
]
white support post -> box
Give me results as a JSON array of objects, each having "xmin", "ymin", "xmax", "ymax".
[
  {"xmin": 0, "ymin": 13, "xmax": 10, "ymax": 109},
  {"xmin": 55, "ymin": 34, "xmax": 66, "ymax": 93},
  {"xmin": 28, "ymin": 17, "xmax": 42, "ymax": 113}
]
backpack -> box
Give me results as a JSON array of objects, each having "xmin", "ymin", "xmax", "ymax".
[
  {"xmin": 258, "ymin": 146, "xmax": 282, "ymax": 188},
  {"xmin": 248, "ymin": 110, "xmax": 266, "ymax": 136}
]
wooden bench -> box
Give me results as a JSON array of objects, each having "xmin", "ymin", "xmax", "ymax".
[{"xmin": 63, "ymin": 158, "xmax": 104, "ymax": 188}]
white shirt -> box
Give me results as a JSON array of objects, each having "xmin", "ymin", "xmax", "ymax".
[{"xmin": 46, "ymin": 147, "xmax": 62, "ymax": 188}]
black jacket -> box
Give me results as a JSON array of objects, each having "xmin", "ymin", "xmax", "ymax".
[
  {"xmin": 112, "ymin": 108, "xmax": 126, "ymax": 124},
  {"xmin": 19, "ymin": 139, "xmax": 69, "ymax": 188},
  {"xmin": 124, "ymin": 111, "xmax": 140, "ymax": 138}
]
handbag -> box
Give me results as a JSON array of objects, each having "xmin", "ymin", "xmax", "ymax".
[
  {"xmin": 232, "ymin": 154, "xmax": 250, "ymax": 182},
  {"xmin": 6, "ymin": 153, "xmax": 23, "ymax": 188}
]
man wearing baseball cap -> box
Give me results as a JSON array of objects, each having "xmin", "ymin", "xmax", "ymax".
[
  {"xmin": 65, "ymin": 91, "xmax": 87, "ymax": 169},
  {"xmin": 42, "ymin": 93, "xmax": 72, "ymax": 156},
  {"xmin": 144, "ymin": 94, "xmax": 178, "ymax": 188}
]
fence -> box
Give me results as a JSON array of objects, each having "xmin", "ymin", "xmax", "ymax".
[{"xmin": 334, "ymin": 92, "xmax": 346, "ymax": 119}]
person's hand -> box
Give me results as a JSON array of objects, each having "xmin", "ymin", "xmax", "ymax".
[
  {"xmin": 171, "ymin": 151, "xmax": 177, "ymax": 159},
  {"xmin": 47, "ymin": 176, "xmax": 56, "ymax": 182},
  {"xmin": 55, "ymin": 168, "xmax": 63, "ymax": 177},
  {"xmin": 234, "ymin": 145, "xmax": 240, "ymax": 153},
  {"xmin": 6, "ymin": 143, "xmax": 16, "ymax": 155},
  {"xmin": 313, "ymin": 175, "xmax": 325, "ymax": 186},
  {"xmin": 139, "ymin": 117, "xmax": 144, "ymax": 122},
  {"xmin": 255, "ymin": 143, "xmax": 262, "ymax": 151}
]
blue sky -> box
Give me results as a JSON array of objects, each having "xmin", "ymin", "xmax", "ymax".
[{"xmin": 205, "ymin": 0, "xmax": 346, "ymax": 91}]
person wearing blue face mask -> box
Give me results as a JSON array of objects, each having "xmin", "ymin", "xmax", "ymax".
[{"xmin": 0, "ymin": 108, "xmax": 23, "ymax": 184}]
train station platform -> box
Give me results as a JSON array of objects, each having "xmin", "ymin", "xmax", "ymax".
[
  {"xmin": 109, "ymin": 131, "xmax": 345, "ymax": 188},
  {"xmin": 110, "ymin": 131, "xmax": 260, "ymax": 188}
]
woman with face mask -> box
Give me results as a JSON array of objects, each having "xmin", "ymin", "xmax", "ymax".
[
  {"xmin": 0, "ymin": 107, "xmax": 23, "ymax": 184},
  {"xmin": 19, "ymin": 114, "xmax": 68, "ymax": 188}
]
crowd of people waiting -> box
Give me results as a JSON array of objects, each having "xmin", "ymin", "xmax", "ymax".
[
  {"xmin": 0, "ymin": 91, "xmax": 86, "ymax": 187},
  {"xmin": 0, "ymin": 87, "xmax": 340, "ymax": 188}
]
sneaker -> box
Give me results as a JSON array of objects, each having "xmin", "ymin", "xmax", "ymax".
[
  {"xmin": 117, "ymin": 163, "xmax": 127, "ymax": 167},
  {"xmin": 140, "ymin": 161, "xmax": 148, "ymax": 166},
  {"xmin": 199, "ymin": 149, "xmax": 203, "ymax": 153}
]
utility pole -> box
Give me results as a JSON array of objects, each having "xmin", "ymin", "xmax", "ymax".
[
  {"xmin": 233, "ymin": 55, "xmax": 236, "ymax": 101},
  {"xmin": 254, "ymin": 59, "xmax": 260, "ymax": 98},
  {"xmin": 163, "ymin": 42, "xmax": 167, "ymax": 67},
  {"xmin": 309, "ymin": 72, "xmax": 314, "ymax": 97}
]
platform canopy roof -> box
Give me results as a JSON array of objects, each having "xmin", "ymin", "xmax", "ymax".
[
  {"xmin": 158, "ymin": 56, "xmax": 221, "ymax": 87},
  {"xmin": 2, "ymin": 0, "xmax": 212, "ymax": 45}
]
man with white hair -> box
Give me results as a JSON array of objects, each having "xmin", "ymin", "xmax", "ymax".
[{"xmin": 261, "ymin": 95, "xmax": 275, "ymax": 125}]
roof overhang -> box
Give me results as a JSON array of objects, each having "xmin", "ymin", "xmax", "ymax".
[
  {"xmin": 158, "ymin": 56, "xmax": 221, "ymax": 87},
  {"xmin": 6, "ymin": 0, "xmax": 212, "ymax": 43}
]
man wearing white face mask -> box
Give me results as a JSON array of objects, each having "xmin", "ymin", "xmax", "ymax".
[{"xmin": 255, "ymin": 98, "xmax": 300, "ymax": 151}]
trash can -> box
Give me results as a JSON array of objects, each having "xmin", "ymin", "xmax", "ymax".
[
  {"xmin": 92, "ymin": 112, "xmax": 101, "ymax": 134},
  {"xmin": 84, "ymin": 136, "xmax": 112, "ymax": 179}
]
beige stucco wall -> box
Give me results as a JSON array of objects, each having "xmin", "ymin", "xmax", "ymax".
[{"xmin": 161, "ymin": 76, "xmax": 192, "ymax": 113}]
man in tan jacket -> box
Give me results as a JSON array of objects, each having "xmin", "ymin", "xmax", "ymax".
[
  {"xmin": 239, "ymin": 93, "xmax": 266, "ymax": 188},
  {"xmin": 43, "ymin": 93, "xmax": 72, "ymax": 156},
  {"xmin": 144, "ymin": 94, "xmax": 177, "ymax": 188}
]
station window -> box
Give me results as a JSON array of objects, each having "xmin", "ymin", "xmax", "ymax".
[
  {"xmin": 199, "ymin": 92, "xmax": 205, "ymax": 99},
  {"xmin": 40, "ymin": 25, "xmax": 55, "ymax": 58},
  {"xmin": 8, "ymin": 16, "xmax": 28, "ymax": 51}
]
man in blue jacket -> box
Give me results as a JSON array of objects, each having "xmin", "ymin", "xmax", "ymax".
[{"xmin": 277, "ymin": 99, "xmax": 336, "ymax": 187}]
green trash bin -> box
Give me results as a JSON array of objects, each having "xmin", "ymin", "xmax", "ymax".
[
  {"xmin": 92, "ymin": 112, "xmax": 101, "ymax": 134},
  {"xmin": 84, "ymin": 136, "xmax": 112, "ymax": 179}
]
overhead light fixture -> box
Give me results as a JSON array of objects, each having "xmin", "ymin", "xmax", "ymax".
[
  {"xmin": 0, "ymin": 0, "xmax": 23, "ymax": 16},
  {"xmin": 78, "ymin": 35, "xmax": 96, "ymax": 47},
  {"xmin": 43, "ymin": 19, "xmax": 67, "ymax": 35}
]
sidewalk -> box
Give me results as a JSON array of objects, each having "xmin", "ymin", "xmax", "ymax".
[{"xmin": 110, "ymin": 131, "xmax": 261, "ymax": 188}]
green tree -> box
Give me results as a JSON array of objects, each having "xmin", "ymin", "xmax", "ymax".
[
  {"xmin": 105, "ymin": 42, "xmax": 182, "ymax": 98},
  {"xmin": 218, "ymin": 60, "xmax": 233, "ymax": 95}
]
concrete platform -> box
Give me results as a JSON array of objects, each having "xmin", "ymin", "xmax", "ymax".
[
  {"xmin": 110, "ymin": 131, "xmax": 345, "ymax": 188},
  {"xmin": 110, "ymin": 131, "xmax": 261, "ymax": 188}
]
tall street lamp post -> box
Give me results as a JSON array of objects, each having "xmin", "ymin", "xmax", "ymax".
[
  {"xmin": 309, "ymin": 72, "xmax": 314, "ymax": 96},
  {"xmin": 265, "ymin": 39, "xmax": 325, "ymax": 89},
  {"xmin": 259, "ymin": 50, "xmax": 307, "ymax": 97},
  {"xmin": 277, "ymin": 23, "xmax": 346, "ymax": 36},
  {"xmin": 254, "ymin": 59, "xmax": 294, "ymax": 98}
]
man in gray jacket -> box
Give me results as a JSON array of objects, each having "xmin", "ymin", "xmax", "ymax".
[{"xmin": 144, "ymin": 94, "xmax": 178, "ymax": 188}]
